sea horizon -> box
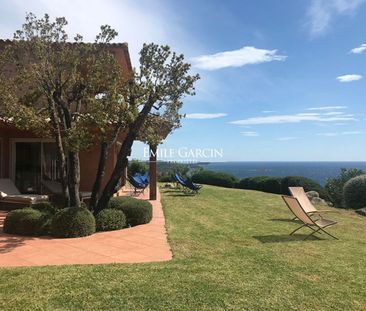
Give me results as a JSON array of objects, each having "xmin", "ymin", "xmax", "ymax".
[{"xmin": 197, "ymin": 161, "xmax": 366, "ymax": 185}]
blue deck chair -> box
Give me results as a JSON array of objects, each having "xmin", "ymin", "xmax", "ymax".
[
  {"xmin": 175, "ymin": 173, "xmax": 202, "ymax": 194},
  {"xmin": 128, "ymin": 175, "xmax": 148, "ymax": 194},
  {"xmin": 184, "ymin": 179, "xmax": 202, "ymax": 194},
  {"xmin": 174, "ymin": 173, "xmax": 187, "ymax": 189},
  {"xmin": 134, "ymin": 173, "xmax": 149, "ymax": 186}
]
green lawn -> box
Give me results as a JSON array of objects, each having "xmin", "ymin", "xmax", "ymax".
[{"xmin": 1, "ymin": 185, "xmax": 366, "ymax": 310}]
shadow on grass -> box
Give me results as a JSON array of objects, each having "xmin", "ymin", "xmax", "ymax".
[
  {"xmin": 165, "ymin": 193, "xmax": 196, "ymax": 197},
  {"xmin": 253, "ymin": 234, "xmax": 321, "ymax": 243},
  {"xmin": 270, "ymin": 218, "xmax": 302, "ymax": 224}
]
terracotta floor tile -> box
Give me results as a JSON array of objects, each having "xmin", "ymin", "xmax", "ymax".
[{"xmin": 0, "ymin": 190, "xmax": 172, "ymax": 267}]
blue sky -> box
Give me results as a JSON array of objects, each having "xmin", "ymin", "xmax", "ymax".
[{"xmin": 1, "ymin": 0, "xmax": 366, "ymax": 161}]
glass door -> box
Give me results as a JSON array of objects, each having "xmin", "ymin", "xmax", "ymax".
[{"xmin": 15, "ymin": 142, "xmax": 42, "ymax": 193}]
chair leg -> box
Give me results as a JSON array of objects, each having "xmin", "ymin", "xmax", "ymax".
[
  {"xmin": 320, "ymin": 227, "xmax": 339, "ymax": 240},
  {"xmin": 304, "ymin": 228, "xmax": 321, "ymax": 240},
  {"xmin": 290, "ymin": 224, "xmax": 306, "ymax": 235}
]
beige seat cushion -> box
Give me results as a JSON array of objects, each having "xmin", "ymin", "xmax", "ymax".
[
  {"xmin": 0, "ymin": 179, "xmax": 21, "ymax": 195},
  {"xmin": 1, "ymin": 194, "xmax": 49, "ymax": 204}
]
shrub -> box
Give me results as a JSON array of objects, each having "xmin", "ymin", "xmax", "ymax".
[
  {"xmin": 3, "ymin": 208, "xmax": 50, "ymax": 236},
  {"xmin": 191, "ymin": 170, "xmax": 238, "ymax": 188},
  {"xmin": 95, "ymin": 209, "xmax": 126, "ymax": 231},
  {"xmin": 51, "ymin": 207, "xmax": 95, "ymax": 238},
  {"xmin": 128, "ymin": 160, "xmax": 147, "ymax": 176},
  {"xmin": 108, "ymin": 196, "xmax": 152, "ymax": 227},
  {"xmin": 31, "ymin": 202, "xmax": 57, "ymax": 215},
  {"xmin": 325, "ymin": 168, "xmax": 364, "ymax": 208},
  {"xmin": 343, "ymin": 175, "xmax": 366, "ymax": 209},
  {"xmin": 281, "ymin": 176, "xmax": 327, "ymax": 198},
  {"xmin": 237, "ymin": 176, "xmax": 282, "ymax": 194}
]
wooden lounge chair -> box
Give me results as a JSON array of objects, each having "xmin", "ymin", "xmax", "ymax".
[
  {"xmin": 282, "ymin": 195, "xmax": 338, "ymax": 240},
  {"xmin": 42, "ymin": 180, "xmax": 91, "ymax": 202},
  {"xmin": 0, "ymin": 178, "xmax": 49, "ymax": 209},
  {"xmin": 289, "ymin": 187, "xmax": 334, "ymax": 217}
]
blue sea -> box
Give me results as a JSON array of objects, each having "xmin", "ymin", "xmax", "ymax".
[{"xmin": 199, "ymin": 162, "xmax": 366, "ymax": 185}]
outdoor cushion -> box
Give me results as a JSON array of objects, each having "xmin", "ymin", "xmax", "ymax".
[
  {"xmin": 1, "ymin": 194, "xmax": 49, "ymax": 204},
  {"xmin": 0, "ymin": 178, "xmax": 21, "ymax": 195}
]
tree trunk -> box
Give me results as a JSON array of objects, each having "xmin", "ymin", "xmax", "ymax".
[
  {"xmin": 95, "ymin": 100, "xmax": 154, "ymax": 213},
  {"xmin": 68, "ymin": 151, "xmax": 81, "ymax": 207},
  {"xmin": 89, "ymin": 142, "xmax": 108, "ymax": 211},
  {"xmin": 48, "ymin": 99, "xmax": 70, "ymax": 206},
  {"xmin": 58, "ymin": 103, "xmax": 81, "ymax": 207}
]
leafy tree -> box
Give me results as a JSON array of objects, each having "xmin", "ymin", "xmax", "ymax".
[
  {"xmin": 128, "ymin": 160, "xmax": 148, "ymax": 176},
  {"xmin": 94, "ymin": 42, "xmax": 199, "ymax": 212},
  {"xmin": 0, "ymin": 13, "xmax": 199, "ymax": 211},
  {"xmin": 325, "ymin": 168, "xmax": 364, "ymax": 207}
]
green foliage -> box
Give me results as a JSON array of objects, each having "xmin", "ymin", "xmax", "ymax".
[
  {"xmin": 157, "ymin": 162, "xmax": 191, "ymax": 182},
  {"xmin": 325, "ymin": 168, "xmax": 364, "ymax": 208},
  {"xmin": 191, "ymin": 170, "xmax": 238, "ymax": 188},
  {"xmin": 51, "ymin": 207, "xmax": 96, "ymax": 238},
  {"xmin": 343, "ymin": 175, "xmax": 366, "ymax": 209},
  {"xmin": 108, "ymin": 196, "xmax": 152, "ymax": 227},
  {"xmin": 95, "ymin": 208, "xmax": 126, "ymax": 231},
  {"xmin": 3, "ymin": 208, "xmax": 51, "ymax": 236},
  {"xmin": 31, "ymin": 202, "xmax": 57, "ymax": 215},
  {"xmin": 128, "ymin": 160, "xmax": 147, "ymax": 176},
  {"xmin": 237, "ymin": 175, "xmax": 326, "ymax": 197},
  {"xmin": 281, "ymin": 176, "xmax": 327, "ymax": 198},
  {"xmin": 238, "ymin": 176, "xmax": 283, "ymax": 194}
]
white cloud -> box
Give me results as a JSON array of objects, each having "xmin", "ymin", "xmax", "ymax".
[
  {"xmin": 336, "ymin": 74, "xmax": 363, "ymax": 82},
  {"xmin": 316, "ymin": 131, "xmax": 361, "ymax": 136},
  {"xmin": 277, "ymin": 137, "xmax": 298, "ymax": 141},
  {"xmin": 185, "ymin": 113, "xmax": 227, "ymax": 119},
  {"xmin": 316, "ymin": 132, "xmax": 338, "ymax": 136},
  {"xmin": 351, "ymin": 43, "xmax": 366, "ymax": 54},
  {"xmin": 191, "ymin": 46, "xmax": 286, "ymax": 70},
  {"xmin": 241, "ymin": 131, "xmax": 259, "ymax": 137},
  {"xmin": 230, "ymin": 112, "xmax": 356, "ymax": 126},
  {"xmin": 342, "ymin": 131, "xmax": 361, "ymax": 135},
  {"xmin": 306, "ymin": 0, "xmax": 364, "ymax": 37},
  {"xmin": 306, "ymin": 106, "xmax": 347, "ymax": 110},
  {"xmin": 324, "ymin": 111, "xmax": 344, "ymax": 115},
  {"xmin": 0, "ymin": 0, "xmax": 197, "ymax": 66},
  {"xmin": 262, "ymin": 110, "xmax": 276, "ymax": 113}
]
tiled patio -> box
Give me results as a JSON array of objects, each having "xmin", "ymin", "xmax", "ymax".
[{"xmin": 0, "ymin": 189, "xmax": 172, "ymax": 267}]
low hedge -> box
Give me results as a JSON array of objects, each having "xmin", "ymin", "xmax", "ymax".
[
  {"xmin": 237, "ymin": 175, "xmax": 326, "ymax": 198},
  {"xmin": 191, "ymin": 170, "xmax": 238, "ymax": 188},
  {"xmin": 343, "ymin": 175, "xmax": 366, "ymax": 209},
  {"xmin": 3, "ymin": 208, "xmax": 51, "ymax": 236},
  {"xmin": 281, "ymin": 176, "xmax": 327, "ymax": 198},
  {"xmin": 95, "ymin": 209, "xmax": 126, "ymax": 232},
  {"xmin": 108, "ymin": 196, "xmax": 152, "ymax": 227},
  {"xmin": 51, "ymin": 207, "xmax": 96, "ymax": 238},
  {"xmin": 237, "ymin": 176, "xmax": 282, "ymax": 194}
]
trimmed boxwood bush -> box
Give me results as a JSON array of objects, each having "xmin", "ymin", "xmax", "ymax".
[
  {"xmin": 95, "ymin": 209, "xmax": 126, "ymax": 231},
  {"xmin": 108, "ymin": 196, "xmax": 152, "ymax": 227},
  {"xmin": 325, "ymin": 168, "xmax": 364, "ymax": 208},
  {"xmin": 191, "ymin": 170, "xmax": 238, "ymax": 188},
  {"xmin": 343, "ymin": 175, "xmax": 366, "ymax": 209},
  {"xmin": 51, "ymin": 207, "xmax": 95, "ymax": 238},
  {"xmin": 31, "ymin": 202, "xmax": 57, "ymax": 215},
  {"xmin": 3, "ymin": 208, "xmax": 50, "ymax": 236}
]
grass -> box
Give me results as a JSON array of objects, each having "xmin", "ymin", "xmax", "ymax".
[{"xmin": 1, "ymin": 185, "xmax": 366, "ymax": 310}]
